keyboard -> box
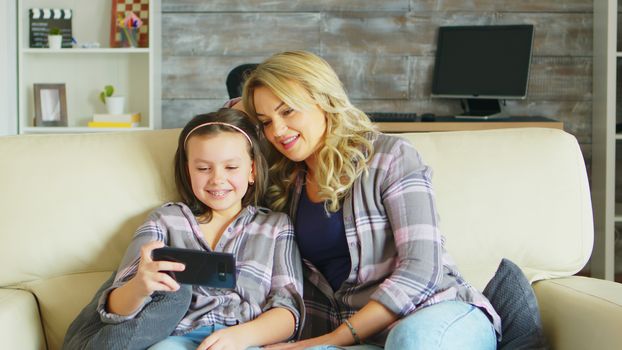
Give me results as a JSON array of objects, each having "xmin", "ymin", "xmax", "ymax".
[{"xmin": 367, "ymin": 112, "xmax": 418, "ymax": 122}]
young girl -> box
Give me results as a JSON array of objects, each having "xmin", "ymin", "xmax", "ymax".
[{"xmin": 96, "ymin": 108, "xmax": 304, "ymax": 350}]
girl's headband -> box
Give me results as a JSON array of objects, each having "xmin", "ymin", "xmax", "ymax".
[{"xmin": 184, "ymin": 122, "xmax": 253, "ymax": 149}]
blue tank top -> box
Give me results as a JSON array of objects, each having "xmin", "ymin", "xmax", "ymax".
[{"xmin": 295, "ymin": 185, "xmax": 351, "ymax": 291}]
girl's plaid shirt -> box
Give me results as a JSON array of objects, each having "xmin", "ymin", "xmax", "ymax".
[{"xmin": 97, "ymin": 203, "xmax": 304, "ymax": 338}]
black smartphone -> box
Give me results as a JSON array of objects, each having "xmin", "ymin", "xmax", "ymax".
[{"xmin": 151, "ymin": 247, "xmax": 236, "ymax": 289}]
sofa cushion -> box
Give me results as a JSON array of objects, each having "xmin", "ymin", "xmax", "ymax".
[
  {"xmin": 483, "ymin": 258, "xmax": 548, "ymax": 349},
  {"xmin": 0, "ymin": 288, "xmax": 46, "ymax": 350},
  {"xmin": 533, "ymin": 277, "xmax": 622, "ymax": 349},
  {"xmin": 403, "ymin": 129, "xmax": 592, "ymax": 288},
  {"xmin": 63, "ymin": 272, "xmax": 192, "ymax": 350},
  {"xmin": 0, "ymin": 129, "xmax": 181, "ymax": 287}
]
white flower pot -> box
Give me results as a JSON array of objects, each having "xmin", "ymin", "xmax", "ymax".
[
  {"xmin": 48, "ymin": 35, "xmax": 62, "ymax": 50},
  {"xmin": 105, "ymin": 96, "xmax": 125, "ymax": 115}
]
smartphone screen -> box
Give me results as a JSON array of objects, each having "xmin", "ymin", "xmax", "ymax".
[{"xmin": 152, "ymin": 247, "xmax": 236, "ymax": 289}]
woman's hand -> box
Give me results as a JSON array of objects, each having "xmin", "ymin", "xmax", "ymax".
[
  {"xmin": 127, "ymin": 240, "xmax": 185, "ymax": 297},
  {"xmin": 196, "ymin": 326, "xmax": 251, "ymax": 350},
  {"xmin": 267, "ymin": 301, "xmax": 397, "ymax": 350}
]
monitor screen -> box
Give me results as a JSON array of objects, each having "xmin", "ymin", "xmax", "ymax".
[{"xmin": 431, "ymin": 25, "xmax": 534, "ymax": 99}]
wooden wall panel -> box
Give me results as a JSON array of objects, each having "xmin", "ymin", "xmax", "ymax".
[
  {"xmin": 161, "ymin": 3, "xmax": 596, "ymax": 168},
  {"xmin": 326, "ymin": 56, "xmax": 409, "ymax": 99},
  {"xmin": 162, "ymin": 0, "xmax": 409, "ymax": 12},
  {"xmin": 161, "ymin": 99, "xmax": 225, "ymax": 129},
  {"xmin": 321, "ymin": 12, "xmax": 488, "ymax": 56},
  {"xmin": 410, "ymin": 56, "xmax": 434, "ymax": 99},
  {"xmin": 528, "ymin": 57, "xmax": 592, "ymax": 101},
  {"xmin": 410, "ymin": 0, "xmax": 591, "ymax": 12},
  {"xmin": 162, "ymin": 56, "xmax": 266, "ymax": 99},
  {"xmin": 498, "ymin": 13, "xmax": 592, "ymax": 56},
  {"xmin": 163, "ymin": 55, "xmax": 410, "ymax": 100},
  {"xmin": 162, "ymin": 13, "xmax": 320, "ymax": 56},
  {"xmin": 322, "ymin": 12, "xmax": 591, "ymax": 57},
  {"xmin": 162, "ymin": 0, "xmax": 591, "ymax": 13},
  {"xmin": 353, "ymin": 98, "xmax": 461, "ymax": 116},
  {"xmin": 162, "ymin": 56, "xmax": 226, "ymax": 99}
]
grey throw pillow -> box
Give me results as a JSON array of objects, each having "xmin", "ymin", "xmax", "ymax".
[
  {"xmin": 483, "ymin": 258, "xmax": 548, "ymax": 350},
  {"xmin": 62, "ymin": 272, "xmax": 192, "ymax": 350}
]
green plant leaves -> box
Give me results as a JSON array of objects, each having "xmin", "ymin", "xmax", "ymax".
[{"xmin": 100, "ymin": 85, "xmax": 115, "ymax": 104}]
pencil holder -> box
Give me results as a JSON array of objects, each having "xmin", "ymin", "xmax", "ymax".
[{"xmin": 120, "ymin": 27, "xmax": 138, "ymax": 48}]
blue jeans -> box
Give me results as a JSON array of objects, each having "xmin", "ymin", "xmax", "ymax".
[
  {"xmin": 306, "ymin": 301, "xmax": 496, "ymax": 350},
  {"xmin": 148, "ymin": 324, "xmax": 262, "ymax": 350},
  {"xmin": 385, "ymin": 301, "xmax": 496, "ymax": 350}
]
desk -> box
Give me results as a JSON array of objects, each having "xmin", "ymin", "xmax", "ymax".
[{"xmin": 374, "ymin": 116, "xmax": 563, "ymax": 133}]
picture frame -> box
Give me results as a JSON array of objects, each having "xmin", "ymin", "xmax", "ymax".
[
  {"xmin": 33, "ymin": 83, "xmax": 68, "ymax": 127},
  {"xmin": 109, "ymin": 0, "xmax": 149, "ymax": 48}
]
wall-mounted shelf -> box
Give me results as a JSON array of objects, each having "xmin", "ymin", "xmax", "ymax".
[
  {"xmin": 21, "ymin": 126, "xmax": 153, "ymax": 134},
  {"xmin": 22, "ymin": 48, "xmax": 150, "ymax": 54},
  {"xmin": 17, "ymin": 0, "xmax": 160, "ymax": 134}
]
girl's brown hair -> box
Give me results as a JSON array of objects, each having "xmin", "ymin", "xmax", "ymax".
[{"xmin": 174, "ymin": 108, "xmax": 268, "ymax": 222}]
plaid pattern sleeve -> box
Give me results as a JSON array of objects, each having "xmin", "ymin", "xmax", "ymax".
[
  {"xmin": 368, "ymin": 136, "xmax": 445, "ymax": 315},
  {"xmin": 97, "ymin": 203, "xmax": 305, "ymax": 335},
  {"xmin": 96, "ymin": 209, "xmax": 170, "ymax": 323},
  {"xmin": 297, "ymin": 134, "xmax": 501, "ymax": 345},
  {"xmin": 260, "ymin": 215, "xmax": 305, "ymax": 339}
]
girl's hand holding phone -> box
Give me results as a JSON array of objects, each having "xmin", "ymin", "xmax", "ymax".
[{"xmin": 129, "ymin": 241, "xmax": 186, "ymax": 297}]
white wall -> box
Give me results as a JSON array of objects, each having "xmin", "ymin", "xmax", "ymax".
[{"xmin": 0, "ymin": 0, "xmax": 18, "ymax": 136}]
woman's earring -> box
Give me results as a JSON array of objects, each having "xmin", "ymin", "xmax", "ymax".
[{"xmin": 249, "ymin": 180, "xmax": 255, "ymax": 186}]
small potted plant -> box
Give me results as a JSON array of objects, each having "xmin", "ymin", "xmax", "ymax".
[
  {"xmin": 48, "ymin": 27, "xmax": 63, "ymax": 50},
  {"xmin": 100, "ymin": 85, "xmax": 125, "ymax": 115}
]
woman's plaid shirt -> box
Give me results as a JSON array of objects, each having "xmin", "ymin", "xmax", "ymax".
[{"xmin": 289, "ymin": 133, "xmax": 501, "ymax": 345}]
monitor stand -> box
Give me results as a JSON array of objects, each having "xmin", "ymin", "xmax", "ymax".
[{"xmin": 455, "ymin": 99, "xmax": 503, "ymax": 119}]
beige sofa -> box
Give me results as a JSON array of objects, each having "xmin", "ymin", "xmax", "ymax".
[{"xmin": 1, "ymin": 127, "xmax": 621, "ymax": 350}]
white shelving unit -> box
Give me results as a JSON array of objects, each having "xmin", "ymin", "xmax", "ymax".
[
  {"xmin": 17, "ymin": 0, "xmax": 160, "ymax": 133},
  {"xmin": 592, "ymin": 0, "xmax": 618, "ymax": 280}
]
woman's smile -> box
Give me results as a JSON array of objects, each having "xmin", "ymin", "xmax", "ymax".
[{"xmin": 279, "ymin": 134, "xmax": 300, "ymax": 150}]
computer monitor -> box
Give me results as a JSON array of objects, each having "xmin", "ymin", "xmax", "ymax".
[{"xmin": 431, "ymin": 24, "xmax": 534, "ymax": 118}]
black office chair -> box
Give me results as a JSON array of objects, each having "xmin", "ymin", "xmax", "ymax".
[{"xmin": 226, "ymin": 63, "xmax": 258, "ymax": 99}]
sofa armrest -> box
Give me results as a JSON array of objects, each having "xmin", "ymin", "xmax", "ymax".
[
  {"xmin": 533, "ymin": 276, "xmax": 622, "ymax": 350},
  {"xmin": 0, "ymin": 288, "xmax": 46, "ymax": 350}
]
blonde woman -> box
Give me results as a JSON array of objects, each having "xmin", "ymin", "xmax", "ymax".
[{"xmin": 233, "ymin": 51, "xmax": 500, "ymax": 350}]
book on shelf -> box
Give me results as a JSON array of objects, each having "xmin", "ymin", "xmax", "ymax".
[
  {"xmin": 93, "ymin": 113, "xmax": 141, "ymax": 123},
  {"xmin": 88, "ymin": 121, "xmax": 139, "ymax": 128}
]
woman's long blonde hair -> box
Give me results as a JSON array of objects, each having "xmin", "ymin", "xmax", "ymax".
[{"xmin": 242, "ymin": 51, "xmax": 377, "ymax": 212}]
